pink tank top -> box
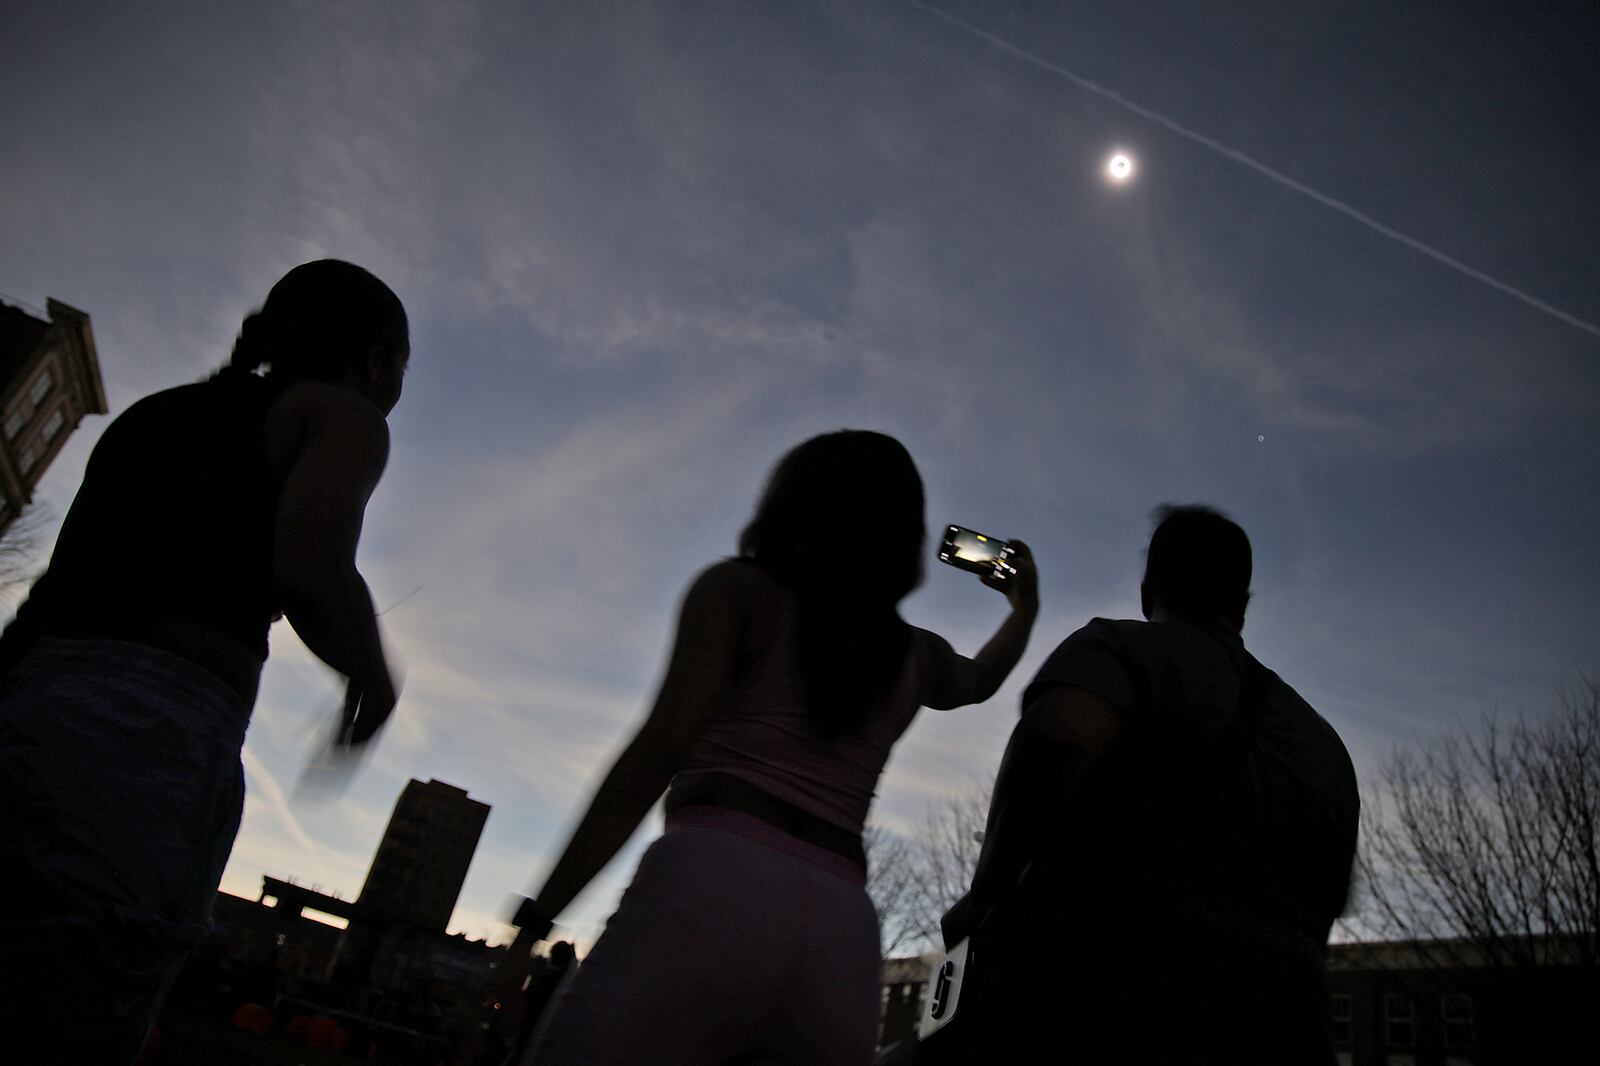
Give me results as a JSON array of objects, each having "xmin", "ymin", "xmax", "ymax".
[{"xmin": 677, "ymin": 596, "xmax": 927, "ymax": 836}]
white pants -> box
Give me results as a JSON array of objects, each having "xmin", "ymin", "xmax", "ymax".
[{"xmin": 527, "ymin": 820, "xmax": 883, "ymax": 1065}]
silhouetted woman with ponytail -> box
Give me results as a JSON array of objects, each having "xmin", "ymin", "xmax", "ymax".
[
  {"xmin": 513, "ymin": 430, "xmax": 1038, "ymax": 1065},
  {"xmin": 0, "ymin": 260, "xmax": 409, "ymax": 1064}
]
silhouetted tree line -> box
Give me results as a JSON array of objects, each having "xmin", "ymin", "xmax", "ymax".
[{"xmin": 1356, "ymin": 680, "xmax": 1599, "ymax": 975}]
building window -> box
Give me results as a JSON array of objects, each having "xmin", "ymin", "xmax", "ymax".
[
  {"xmin": 28, "ymin": 370, "xmax": 52, "ymax": 406},
  {"xmin": 1329, "ymin": 994, "xmax": 1353, "ymax": 1045},
  {"xmin": 17, "ymin": 446, "xmax": 36, "ymax": 475},
  {"xmin": 3, "ymin": 409, "xmax": 23, "ymax": 439},
  {"xmin": 1441, "ymin": 993, "xmax": 1475, "ymax": 1048},
  {"xmin": 1384, "ymin": 994, "xmax": 1415, "ymax": 1047},
  {"xmin": 40, "ymin": 408, "xmax": 64, "ymax": 444}
]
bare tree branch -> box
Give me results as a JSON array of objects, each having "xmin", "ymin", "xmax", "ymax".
[
  {"xmin": 0, "ymin": 504, "xmax": 50, "ymax": 604},
  {"xmin": 866, "ymin": 780, "xmax": 993, "ymax": 960},
  {"xmin": 865, "ymin": 825, "xmax": 925, "ymax": 961},
  {"xmin": 1357, "ymin": 680, "xmax": 1600, "ymax": 976}
]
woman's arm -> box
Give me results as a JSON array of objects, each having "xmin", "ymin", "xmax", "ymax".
[
  {"xmin": 522, "ymin": 560, "xmax": 753, "ymax": 927},
  {"xmin": 921, "ymin": 540, "xmax": 1040, "ymax": 710},
  {"xmin": 270, "ymin": 384, "xmax": 397, "ymax": 742}
]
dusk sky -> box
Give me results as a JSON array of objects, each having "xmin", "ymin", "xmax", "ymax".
[{"xmin": 3, "ymin": 0, "xmax": 1596, "ymax": 949}]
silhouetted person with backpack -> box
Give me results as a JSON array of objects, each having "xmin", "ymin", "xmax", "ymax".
[{"xmin": 922, "ymin": 505, "xmax": 1358, "ymax": 1065}]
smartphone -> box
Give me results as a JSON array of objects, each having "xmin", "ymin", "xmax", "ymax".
[{"xmin": 939, "ymin": 525, "xmax": 1016, "ymax": 578}]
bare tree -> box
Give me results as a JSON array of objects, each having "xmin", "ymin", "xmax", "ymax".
[
  {"xmin": 864, "ymin": 824, "xmax": 927, "ymax": 960},
  {"xmin": 866, "ymin": 779, "xmax": 993, "ymax": 959},
  {"xmin": 1356, "ymin": 680, "xmax": 1600, "ymax": 975},
  {"xmin": 906, "ymin": 780, "xmax": 991, "ymax": 942},
  {"xmin": 0, "ymin": 504, "xmax": 49, "ymax": 603}
]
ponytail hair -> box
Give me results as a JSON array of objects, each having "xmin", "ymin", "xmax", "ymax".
[
  {"xmin": 218, "ymin": 260, "xmax": 407, "ymax": 386},
  {"xmin": 740, "ymin": 430, "xmax": 925, "ymax": 739},
  {"xmin": 224, "ymin": 310, "xmax": 281, "ymax": 379}
]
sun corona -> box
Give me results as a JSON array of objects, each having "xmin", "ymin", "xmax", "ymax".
[{"xmin": 1106, "ymin": 151, "xmax": 1135, "ymax": 184}]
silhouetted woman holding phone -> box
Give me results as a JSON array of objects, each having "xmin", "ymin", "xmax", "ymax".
[
  {"xmin": 514, "ymin": 430, "xmax": 1038, "ymax": 1066},
  {"xmin": 0, "ymin": 260, "xmax": 408, "ymax": 1064}
]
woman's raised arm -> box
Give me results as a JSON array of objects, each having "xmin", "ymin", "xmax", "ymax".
[{"xmin": 920, "ymin": 540, "xmax": 1040, "ymax": 710}]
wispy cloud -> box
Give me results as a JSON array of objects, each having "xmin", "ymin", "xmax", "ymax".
[{"xmin": 8, "ymin": 0, "xmax": 1596, "ymax": 962}]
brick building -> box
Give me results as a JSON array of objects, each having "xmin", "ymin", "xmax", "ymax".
[
  {"xmin": 328, "ymin": 778, "xmax": 493, "ymax": 1025},
  {"xmin": 356, "ymin": 778, "xmax": 490, "ymax": 931},
  {"xmin": 182, "ymin": 780, "xmax": 500, "ymax": 1054},
  {"xmin": 880, "ymin": 952, "xmax": 937, "ymax": 1048},
  {"xmin": 1325, "ymin": 937, "xmax": 1597, "ymax": 1066},
  {"xmin": 0, "ymin": 297, "xmax": 107, "ymax": 533},
  {"xmin": 879, "ymin": 938, "xmax": 1598, "ymax": 1063}
]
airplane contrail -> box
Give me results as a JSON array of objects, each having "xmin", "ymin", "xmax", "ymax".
[
  {"xmin": 904, "ymin": 0, "xmax": 1600, "ymax": 342},
  {"xmin": 242, "ymin": 746, "xmax": 323, "ymax": 853}
]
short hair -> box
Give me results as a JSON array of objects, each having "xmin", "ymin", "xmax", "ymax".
[{"xmin": 1143, "ymin": 504, "xmax": 1252, "ymax": 632}]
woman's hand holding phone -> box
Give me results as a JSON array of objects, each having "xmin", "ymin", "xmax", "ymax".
[{"xmin": 983, "ymin": 538, "xmax": 1038, "ymax": 614}]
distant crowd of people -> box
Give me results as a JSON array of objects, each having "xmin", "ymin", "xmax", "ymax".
[{"xmin": 0, "ymin": 261, "xmax": 1357, "ymax": 1066}]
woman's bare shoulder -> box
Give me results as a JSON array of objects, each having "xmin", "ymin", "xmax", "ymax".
[
  {"xmin": 265, "ymin": 381, "xmax": 388, "ymax": 473},
  {"xmin": 684, "ymin": 559, "xmax": 781, "ymax": 666},
  {"xmin": 269, "ymin": 380, "xmax": 387, "ymax": 428},
  {"xmin": 908, "ymin": 624, "xmax": 954, "ymax": 658},
  {"xmin": 687, "ymin": 557, "xmax": 776, "ymax": 604},
  {"xmin": 909, "ymin": 626, "xmax": 977, "ymax": 711}
]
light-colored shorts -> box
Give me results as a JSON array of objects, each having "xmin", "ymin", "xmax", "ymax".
[{"xmin": 527, "ymin": 812, "xmax": 883, "ymax": 1066}]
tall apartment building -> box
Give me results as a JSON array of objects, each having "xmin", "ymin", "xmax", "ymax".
[
  {"xmin": 356, "ymin": 778, "xmax": 490, "ymax": 932},
  {"xmin": 0, "ymin": 297, "xmax": 108, "ymax": 535}
]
